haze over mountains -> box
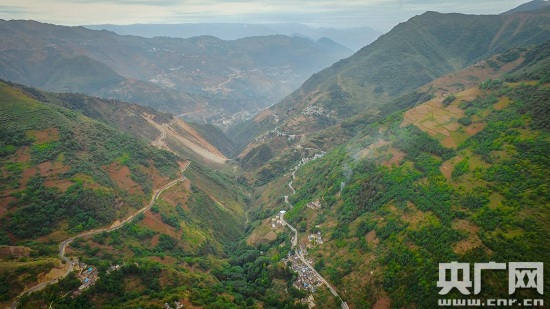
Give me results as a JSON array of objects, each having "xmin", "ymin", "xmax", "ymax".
[
  {"xmin": 0, "ymin": 1, "xmax": 549, "ymax": 308},
  {"xmin": 85, "ymin": 23, "xmax": 382, "ymax": 52},
  {"xmin": 0, "ymin": 19, "xmax": 352, "ymax": 129},
  {"xmin": 231, "ymin": 8, "xmax": 550, "ymax": 159},
  {"xmin": 502, "ymin": 0, "xmax": 550, "ymax": 14}
]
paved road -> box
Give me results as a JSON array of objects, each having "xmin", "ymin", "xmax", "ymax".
[
  {"xmin": 282, "ymin": 164, "xmax": 348, "ymax": 308},
  {"xmin": 288, "ymin": 181, "xmax": 296, "ymax": 195},
  {"xmin": 11, "ymin": 164, "xmax": 188, "ymax": 309},
  {"xmin": 280, "ymin": 216, "xmax": 298, "ymax": 249}
]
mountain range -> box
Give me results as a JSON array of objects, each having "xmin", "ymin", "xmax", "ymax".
[
  {"xmin": 85, "ymin": 23, "xmax": 382, "ymax": 52},
  {"xmin": 231, "ymin": 8, "xmax": 550, "ymax": 178},
  {"xmin": 0, "ymin": 1, "xmax": 549, "ymax": 308},
  {"xmin": 0, "ymin": 19, "xmax": 352, "ymax": 130}
]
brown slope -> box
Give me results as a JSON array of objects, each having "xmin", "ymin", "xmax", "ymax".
[
  {"xmin": 30, "ymin": 90, "xmax": 228, "ymax": 166},
  {"xmin": 142, "ymin": 114, "xmax": 227, "ymax": 165}
]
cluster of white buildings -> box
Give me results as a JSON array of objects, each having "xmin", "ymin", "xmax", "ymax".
[
  {"xmin": 284, "ymin": 252, "xmax": 323, "ymax": 294},
  {"xmin": 164, "ymin": 301, "xmax": 184, "ymax": 309},
  {"xmin": 301, "ymin": 105, "xmax": 327, "ymax": 117},
  {"xmin": 271, "ymin": 210, "xmax": 287, "ymax": 228},
  {"xmin": 308, "ymin": 232, "xmax": 323, "ymax": 245},
  {"xmin": 306, "ymin": 200, "xmax": 322, "ymax": 210}
]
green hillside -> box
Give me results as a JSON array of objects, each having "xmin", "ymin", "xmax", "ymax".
[
  {"xmin": 231, "ymin": 9, "xmax": 550, "ymax": 150},
  {"xmin": 0, "ymin": 81, "xmax": 182, "ymax": 238},
  {"xmin": 0, "ymin": 81, "xmax": 179, "ymax": 301},
  {"xmin": 0, "ymin": 82, "xmax": 251, "ymax": 307},
  {"xmin": 230, "ymin": 8, "xmax": 550, "ymax": 197},
  {"xmin": 297, "ymin": 9, "xmax": 550, "ymax": 112},
  {"xmin": 248, "ymin": 43, "xmax": 550, "ymax": 307},
  {"xmin": 0, "ymin": 83, "xmax": 234, "ymax": 168},
  {"xmin": 1, "ymin": 5, "xmax": 549, "ymax": 309},
  {"xmin": 187, "ymin": 122, "xmax": 237, "ymax": 157}
]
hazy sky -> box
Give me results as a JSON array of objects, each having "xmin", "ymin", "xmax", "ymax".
[{"xmin": 0, "ymin": 0, "xmax": 531, "ymax": 31}]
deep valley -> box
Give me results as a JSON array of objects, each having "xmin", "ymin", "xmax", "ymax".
[{"xmin": 0, "ymin": 2, "xmax": 549, "ymax": 308}]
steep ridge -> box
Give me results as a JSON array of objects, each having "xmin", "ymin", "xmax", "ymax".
[
  {"xmin": 231, "ymin": 8, "xmax": 550, "ymax": 182},
  {"xmin": 2, "ymin": 84, "xmax": 230, "ymax": 167},
  {"xmin": 85, "ymin": 22, "xmax": 381, "ymax": 51},
  {"xmin": 0, "ymin": 20, "xmax": 352, "ymax": 128},
  {"xmin": 141, "ymin": 114, "xmax": 228, "ymax": 165},
  {"xmin": 247, "ymin": 43, "xmax": 550, "ymax": 308},
  {"xmin": 0, "ymin": 82, "xmax": 248, "ymax": 307},
  {"xmin": 0, "ymin": 81, "xmax": 181, "ymax": 303},
  {"xmin": 502, "ymin": 0, "xmax": 550, "ymax": 14}
]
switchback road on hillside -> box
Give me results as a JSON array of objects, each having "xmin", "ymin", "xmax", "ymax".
[{"xmin": 11, "ymin": 164, "xmax": 189, "ymax": 309}]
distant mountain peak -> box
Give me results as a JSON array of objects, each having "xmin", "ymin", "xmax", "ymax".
[{"xmin": 501, "ymin": 0, "xmax": 550, "ymax": 14}]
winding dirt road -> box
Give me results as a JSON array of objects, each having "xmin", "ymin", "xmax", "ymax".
[{"xmin": 11, "ymin": 164, "xmax": 189, "ymax": 309}]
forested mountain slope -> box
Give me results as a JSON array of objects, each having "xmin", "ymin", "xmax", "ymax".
[
  {"xmin": 0, "ymin": 82, "xmax": 249, "ymax": 307},
  {"xmin": 231, "ymin": 8, "xmax": 550, "ymax": 148},
  {"xmin": 1, "ymin": 81, "xmax": 233, "ymax": 166},
  {"xmin": 231, "ymin": 8, "xmax": 550, "ymax": 190},
  {"xmin": 247, "ymin": 43, "xmax": 550, "ymax": 308}
]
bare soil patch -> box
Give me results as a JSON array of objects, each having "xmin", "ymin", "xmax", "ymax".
[
  {"xmin": 452, "ymin": 219, "xmax": 482, "ymax": 254},
  {"xmin": 37, "ymin": 160, "xmax": 70, "ymax": 178},
  {"xmin": 150, "ymin": 234, "xmax": 160, "ymax": 247},
  {"xmin": 0, "ymin": 246, "xmax": 31, "ymax": 260},
  {"xmin": 452, "ymin": 219, "xmax": 480, "ymax": 233},
  {"xmin": 141, "ymin": 211, "xmax": 177, "ymax": 238},
  {"xmin": 103, "ymin": 162, "xmax": 143, "ymax": 195},
  {"xmin": 151, "ymin": 255, "xmax": 177, "ymax": 266},
  {"xmin": 37, "ymin": 262, "xmax": 68, "ymax": 285},
  {"xmin": 263, "ymin": 231, "xmax": 278, "ymax": 242},
  {"xmin": 366, "ymin": 230, "xmax": 379, "ymax": 247},
  {"xmin": 357, "ymin": 139, "xmax": 390, "ymax": 160},
  {"xmin": 402, "ymin": 100, "xmax": 464, "ymax": 148},
  {"xmin": 400, "ymin": 203, "xmax": 433, "ymax": 229},
  {"xmin": 382, "ymin": 147, "xmax": 406, "ymax": 167},
  {"xmin": 28, "ymin": 128, "xmax": 59, "ymax": 143},
  {"xmin": 440, "ymin": 156, "xmax": 462, "ymax": 180},
  {"xmin": 254, "ymin": 108, "xmax": 274, "ymax": 122},
  {"xmin": 373, "ymin": 295, "xmax": 391, "ymax": 309},
  {"xmin": 21, "ymin": 165, "xmax": 38, "ymax": 187},
  {"xmin": 44, "ymin": 179, "xmax": 73, "ymax": 192},
  {"xmin": 0, "ymin": 196, "xmax": 16, "ymax": 217},
  {"xmin": 171, "ymin": 118, "xmax": 227, "ymax": 162},
  {"xmin": 14, "ymin": 147, "xmax": 30, "ymax": 163},
  {"xmin": 466, "ymin": 123, "xmax": 486, "ymax": 136},
  {"xmin": 456, "ymin": 87, "xmax": 481, "ymax": 101},
  {"xmin": 247, "ymin": 218, "xmax": 278, "ymax": 246},
  {"xmin": 441, "ymin": 136, "xmax": 458, "ymax": 148},
  {"xmin": 144, "ymin": 162, "xmax": 167, "ymax": 191},
  {"xmin": 160, "ymin": 184, "xmax": 189, "ymax": 208}
]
